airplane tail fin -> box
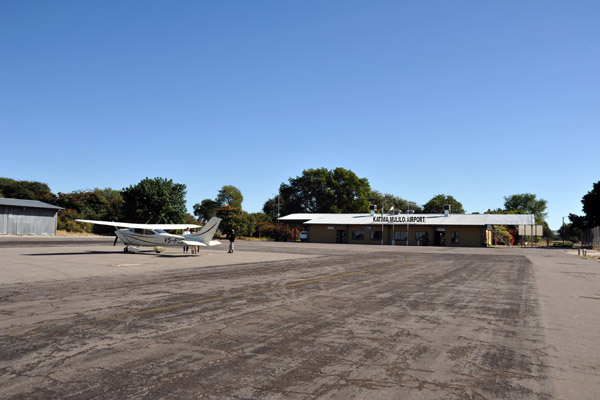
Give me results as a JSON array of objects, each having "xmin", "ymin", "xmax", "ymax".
[{"xmin": 187, "ymin": 217, "xmax": 222, "ymax": 246}]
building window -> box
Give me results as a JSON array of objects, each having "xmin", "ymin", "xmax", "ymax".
[
  {"xmin": 394, "ymin": 231, "xmax": 408, "ymax": 241},
  {"xmin": 352, "ymin": 230, "xmax": 365, "ymax": 240},
  {"xmin": 415, "ymin": 231, "xmax": 429, "ymax": 245},
  {"xmin": 451, "ymin": 231, "xmax": 459, "ymax": 244},
  {"xmin": 371, "ymin": 231, "xmax": 382, "ymax": 241}
]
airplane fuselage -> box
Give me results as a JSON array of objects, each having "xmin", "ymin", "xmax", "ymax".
[
  {"xmin": 115, "ymin": 228, "xmax": 186, "ymax": 247},
  {"xmin": 75, "ymin": 216, "xmax": 222, "ymax": 253}
]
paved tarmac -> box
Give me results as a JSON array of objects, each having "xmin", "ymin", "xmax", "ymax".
[{"xmin": 0, "ymin": 238, "xmax": 599, "ymax": 399}]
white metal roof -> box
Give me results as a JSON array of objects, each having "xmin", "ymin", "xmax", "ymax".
[
  {"xmin": 279, "ymin": 213, "xmax": 535, "ymax": 226},
  {"xmin": 0, "ymin": 198, "xmax": 62, "ymax": 210},
  {"xmin": 278, "ymin": 213, "xmax": 330, "ymax": 221}
]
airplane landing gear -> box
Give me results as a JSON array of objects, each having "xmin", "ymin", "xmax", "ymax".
[{"xmin": 124, "ymin": 246, "xmax": 140, "ymax": 253}]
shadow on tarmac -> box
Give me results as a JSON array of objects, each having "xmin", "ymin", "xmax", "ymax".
[
  {"xmin": 25, "ymin": 250, "xmax": 211, "ymax": 257},
  {"xmin": 25, "ymin": 250, "xmax": 127, "ymax": 256}
]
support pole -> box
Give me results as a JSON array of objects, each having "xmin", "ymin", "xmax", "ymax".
[{"xmin": 406, "ymin": 202, "xmax": 410, "ymax": 246}]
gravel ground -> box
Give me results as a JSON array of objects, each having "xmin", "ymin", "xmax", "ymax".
[{"xmin": 0, "ymin": 240, "xmax": 598, "ymax": 399}]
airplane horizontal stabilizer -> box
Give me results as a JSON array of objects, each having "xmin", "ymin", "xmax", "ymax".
[{"xmin": 182, "ymin": 240, "xmax": 208, "ymax": 247}]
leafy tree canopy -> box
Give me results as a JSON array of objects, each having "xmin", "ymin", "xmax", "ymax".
[
  {"xmin": 559, "ymin": 214, "xmax": 586, "ymax": 242},
  {"xmin": 582, "ymin": 181, "xmax": 600, "ymax": 227},
  {"xmin": 262, "ymin": 196, "xmax": 281, "ymax": 220},
  {"xmin": 367, "ymin": 191, "xmax": 422, "ymax": 213},
  {"xmin": 423, "ymin": 194, "xmax": 465, "ymax": 214},
  {"xmin": 279, "ymin": 167, "xmax": 371, "ymax": 215},
  {"xmin": 503, "ymin": 193, "xmax": 547, "ymax": 224},
  {"xmin": 216, "ymin": 205, "xmax": 244, "ymax": 235},
  {"xmin": 56, "ymin": 188, "xmax": 123, "ymax": 234},
  {"xmin": 485, "ymin": 208, "xmax": 525, "ymax": 215},
  {"xmin": 193, "ymin": 199, "xmax": 220, "ymax": 222},
  {"xmin": 568, "ymin": 213, "xmax": 587, "ymax": 230},
  {"xmin": 216, "ymin": 185, "xmax": 243, "ymax": 209},
  {"xmin": 121, "ymin": 177, "xmax": 187, "ymax": 224},
  {"xmin": 0, "ymin": 177, "xmax": 56, "ymax": 204},
  {"xmin": 252, "ymin": 212, "xmax": 273, "ymax": 226},
  {"xmin": 97, "ymin": 188, "xmax": 123, "ymax": 222}
]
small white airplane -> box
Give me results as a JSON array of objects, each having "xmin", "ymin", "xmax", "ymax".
[{"xmin": 75, "ymin": 217, "xmax": 222, "ymax": 253}]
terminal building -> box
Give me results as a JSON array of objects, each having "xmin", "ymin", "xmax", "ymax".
[{"xmin": 279, "ymin": 212, "xmax": 535, "ymax": 247}]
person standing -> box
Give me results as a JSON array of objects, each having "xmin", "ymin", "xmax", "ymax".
[
  {"xmin": 190, "ymin": 229, "xmax": 198, "ymax": 254},
  {"xmin": 183, "ymin": 227, "xmax": 191, "ymax": 253},
  {"xmin": 228, "ymin": 229, "xmax": 236, "ymax": 253}
]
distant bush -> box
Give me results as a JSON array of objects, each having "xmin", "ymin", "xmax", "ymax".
[{"xmin": 552, "ymin": 242, "xmax": 573, "ymax": 248}]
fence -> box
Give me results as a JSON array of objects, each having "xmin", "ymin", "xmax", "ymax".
[{"xmin": 583, "ymin": 226, "xmax": 600, "ymax": 250}]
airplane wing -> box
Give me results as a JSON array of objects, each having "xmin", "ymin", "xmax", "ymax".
[{"xmin": 75, "ymin": 219, "xmax": 201, "ymax": 230}]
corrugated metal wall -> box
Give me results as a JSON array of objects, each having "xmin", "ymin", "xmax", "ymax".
[
  {"xmin": 0, "ymin": 205, "xmax": 58, "ymax": 236},
  {"xmin": 582, "ymin": 226, "xmax": 599, "ymax": 251},
  {"xmin": 592, "ymin": 226, "xmax": 599, "ymax": 251}
]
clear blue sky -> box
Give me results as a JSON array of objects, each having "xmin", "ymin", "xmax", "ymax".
[{"xmin": 1, "ymin": 1, "xmax": 598, "ymax": 230}]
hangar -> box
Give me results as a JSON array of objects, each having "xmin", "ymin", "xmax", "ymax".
[
  {"xmin": 0, "ymin": 198, "xmax": 62, "ymax": 236},
  {"xmin": 279, "ymin": 212, "xmax": 536, "ymax": 247}
]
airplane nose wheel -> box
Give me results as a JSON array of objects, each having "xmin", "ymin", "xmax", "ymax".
[{"xmin": 123, "ymin": 246, "xmax": 129, "ymax": 253}]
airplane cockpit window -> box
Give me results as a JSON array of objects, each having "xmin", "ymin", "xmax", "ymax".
[
  {"xmin": 143, "ymin": 230, "xmax": 155, "ymax": 235},
  {"xmin": 134, "ymin": 228, "xmax": 144, "ymax": 234},
  {"xmin": 155, "ymin": 229, "xmax": 167, "ymax": 234}
]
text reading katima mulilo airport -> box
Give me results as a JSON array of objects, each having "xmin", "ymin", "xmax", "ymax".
[{"xmin": 372, "ymin": 216, "xmax": 427, "ymax": 224}]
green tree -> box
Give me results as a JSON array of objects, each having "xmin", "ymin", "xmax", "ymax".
[
  {"xmin": 216, "ymin": 185, "xmax": 243, "ymax": 209},
  {"xmin": 93, "ymin": 188, "xmax": 123, "ymax": 222},
  {"xmin": 121, "ymin": 177, "xmax": 187, "ymax": 223},
  {"xmin": 184, "ymin": 213, "xmax": 198, "ymax": 225},
  {"xmin": 56, "ymin": 188, "xmax": 123, "ymax": 233},
  {"xmin": 0, "ymin": 178, "xmax": 57, "ymax": 204},
  {"xmin": 367, "ymin": 191, "xmax": 422, "ymax": 213},
  {"xmin": 582, "ymin": 181, "xmax": 600, "ymax": 227},
  {"xmin": 485, "ymin": 208, "xmax": 524, "ymax": 215},
  {"xmin": 568, "ymin": 213, "xmax": 587, "ymax": 231},
  {"xmin": 541, "ymin": 220, "xmax": 554, "ymax": 244},
  {"xmin": 193, "ymin": 199, "xmax": 220, "ymax": 222},
  {"xmin": 493, "ymin": 225, "xmax": 514, "ymax": 245},
  {"xmin": 263, "ymin": 196, "xmax": 281, "ymax": 220},
  {"xmin": 423, "ymin": 194, "xmax": 465, "ymax": 214},
  {"xmin": 216, "ymin": 205, "xmax": 244, "ymax": 235},
  {"xmin": 279, "ymin": 167, "xmax": 371, "ymax": 215},
  {"xmin": 503, "ymin": 193, "xmax": 548, "ymax": 224},
  {"xmin": 240, "ymin": 211, "xmax": 257, "ymax": 237},
  {"xmin": 251, "ymin": 212, "xmax": 274, "ymax": 237},
  {"xmin": 557, "ymin": 214, "xmax": 584, "ymax": 242}
]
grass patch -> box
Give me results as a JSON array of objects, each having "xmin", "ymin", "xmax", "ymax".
[
  {"xmin": 56, "ymin": 230, "xmax": 103, "ymax": 237},
  {"xmin": 552, "ymin": 242, "xmax": 574, "ymax": 248}
]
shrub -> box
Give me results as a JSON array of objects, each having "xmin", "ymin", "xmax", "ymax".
[{"xmin": 552, "ymin": 242, "xmax": 573, "ymax": 248}]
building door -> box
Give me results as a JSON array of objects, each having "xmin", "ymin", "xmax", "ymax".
[
  {"xmin": 336, "ymin": 230, "xmax": 347, "ymax": 244},
  {"xmin": 434, "ymin": 230, "xmax": 446, "ymax": 246}
]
